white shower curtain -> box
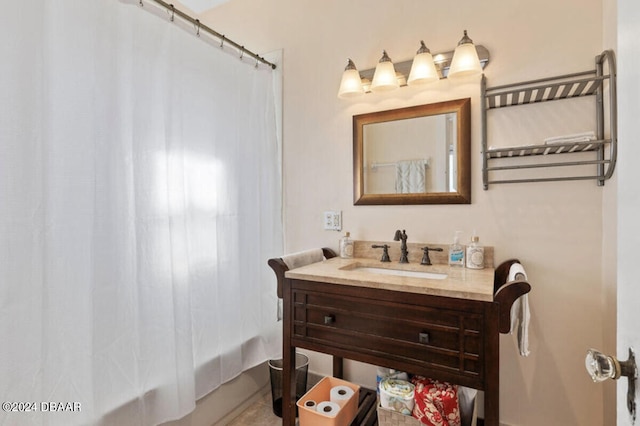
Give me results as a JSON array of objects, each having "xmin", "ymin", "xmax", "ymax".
[{"xmin": 0, "ymin": 1, "xmax": 282, "ymax": 425}]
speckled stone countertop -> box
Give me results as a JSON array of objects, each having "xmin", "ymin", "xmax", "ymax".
[{"xmin": 285, "ymin": 256, "xmax": 495, "ymax": 302}]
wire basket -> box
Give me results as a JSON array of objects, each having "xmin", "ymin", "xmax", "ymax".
[{"xmin": 377, "ymin": 405, "xmax": 421, "ymax": 426}]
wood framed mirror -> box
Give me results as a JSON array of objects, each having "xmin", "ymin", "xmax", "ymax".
[{"xmin": 353, "ymin": 98, "xmax": 471, "ymax": 205}]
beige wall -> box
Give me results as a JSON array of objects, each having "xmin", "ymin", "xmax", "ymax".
[{"xmin": 197, "ymin": 1, "xmax": 611, "ymax": 424}]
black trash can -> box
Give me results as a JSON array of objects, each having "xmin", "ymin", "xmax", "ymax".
[{"xmin": 268, "ymin": 353, "xmax": 309, "ymax": 417}]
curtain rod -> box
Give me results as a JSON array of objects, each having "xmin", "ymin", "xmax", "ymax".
[{"xmin": 141, "ymin": 0, "xmax": 276, "ymax": 70}]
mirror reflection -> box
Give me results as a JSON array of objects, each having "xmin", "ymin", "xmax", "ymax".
[
  {"xmin": 363, "ymin": 113, "xmax": 458, "ymax": 194},
  {"xmin": 353, "ymin": 98, "xmax": 471, "ymax": 205}
]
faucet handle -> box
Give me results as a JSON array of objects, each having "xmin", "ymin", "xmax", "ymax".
[
  {"xmin": 371, "ymin": 244, "xmax": 391, "ymax": 262},
  {"xmin": 421, "ymin": 246, "xmax": 444, "ymax": 265}
]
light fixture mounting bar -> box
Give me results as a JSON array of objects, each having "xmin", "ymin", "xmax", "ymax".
[{"xmin": 359, "ymin": 45, "xmax": 490, "ymax": 82}]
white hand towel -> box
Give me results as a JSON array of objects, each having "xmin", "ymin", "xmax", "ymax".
[
  {"xmin": 277, "ymin": 249, "xmax": 325, "ymax": 321},
  {"xmin": 395, "ymin": 160, "xmax": 426, "ymax": 194},
  {"xmin": 508, "ymin": 263, "xmax": 531, "ymax": 357},
  {"xmin": 281, "ymin": 248, "xmax": 324, "ymax": 270},
  {"xmin": 458, "ymin": 386, "xmax": 478, "ymax": 426}
]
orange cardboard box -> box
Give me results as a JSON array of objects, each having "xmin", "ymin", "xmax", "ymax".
[{"xmin": 297, "ymin": 376, "xmax": 360, "ymax": 426}]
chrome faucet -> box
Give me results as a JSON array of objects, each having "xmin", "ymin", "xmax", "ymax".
[{"xmin": 393, "ymin": 229, "xmax": 409, "ymax": 263}]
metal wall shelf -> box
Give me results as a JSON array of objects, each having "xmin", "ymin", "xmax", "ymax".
[{"xmin": 481, "ymin": 50, "xmax": 617, "ymax": 189}]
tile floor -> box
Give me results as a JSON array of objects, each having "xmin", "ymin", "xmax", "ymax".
[
  {"xmin": 226, "ymin": 390, "xmax": 287, "ymax": 426},
  {"xmin": 225, "ymin": 371, "xmax": 322, "ymax": 425}
]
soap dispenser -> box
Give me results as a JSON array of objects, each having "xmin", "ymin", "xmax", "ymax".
[
  {"xmin": 339, "ymin": 232, "xmax": 354, "ymax": 258},
  {"xmin": 448, "ymin": 231, "xmax": 465, "ymax": 267},
  {"xmin": 466, "ymin": 234, "xmax": 485, "ymax": 269}
]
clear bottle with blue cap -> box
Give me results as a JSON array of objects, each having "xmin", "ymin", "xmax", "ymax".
[{"xmin": 448, "ymin": 231, "xmax": 465, "ymax": 267}]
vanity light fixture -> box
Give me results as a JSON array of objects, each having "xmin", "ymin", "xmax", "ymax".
[
  {"xmin": 448, "ymin": 30, "xmax": 483, "ymax": 78},
  {"xmin": 337, "ymin": 31, "xmax": 489, "ymax": 98},
  {"xmin": 407, "ymin": 41, "xmax": 439, "ymax": 86},
  {"xmin": 337, "ymin": 59, "xmax": 364, "ymax": 98},
  {"xmin": 370, "ymin": 50, "xmax": 400, "ymax": 92}
]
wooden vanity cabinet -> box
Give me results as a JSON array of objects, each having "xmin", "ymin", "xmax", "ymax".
[
  {"xmin": 273, "ymin": 255, "xmax": 529, "ymax": 426},
  {"xmin": 283, "ymin": 280, "xmax": 499, "ymax": 426},
  {"xmin": 291, "ymin": 281, "xmax": 488, "ymax": 386}
]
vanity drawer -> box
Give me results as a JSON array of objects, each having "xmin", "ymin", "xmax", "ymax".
[{"xmin": 292, "ymin": 288, "xmax": 484, "ymax": 377}]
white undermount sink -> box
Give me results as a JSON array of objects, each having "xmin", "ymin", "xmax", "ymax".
[{"xmin": 351, "ymin": 266, "xmax": 447, "ymax": 280}]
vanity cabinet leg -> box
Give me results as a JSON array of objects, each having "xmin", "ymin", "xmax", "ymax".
[
  {"xmin": 333, "ymin": 356, "xmax": 344, "ymax": 379},
  {"xmin": 282, "ymin": 283, "xmax": 296, "ymax": 426},
  {"xmin": 282, "ymin": 345, "xmax": 296, "ymax": 426},
  {"xmin": 484, "ymin": 303, "xmax": 500, "ymax": 426}
]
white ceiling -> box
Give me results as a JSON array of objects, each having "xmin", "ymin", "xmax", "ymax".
[{"xmin": 179, "ymin": 0, "xmax": 229, "ymax": 13}]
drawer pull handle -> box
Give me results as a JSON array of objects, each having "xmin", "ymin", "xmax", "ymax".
[
  {"xmin": 324, "ymin": 315, "xmax": 335, "ymax": 325},
  {"xmin": 419, "ymin": 332, "xmax": 430, "ymax": 344}
]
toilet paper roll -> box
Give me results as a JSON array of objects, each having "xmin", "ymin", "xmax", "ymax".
[
  {"xmin": 379, "ymin": 379, "xmax": 415, "ymax": 416},
  {"xmin": 330, "ymin": 385, "xmax": 354, "ymax": 407},
  {"xmin": 316, "ymin": 401, "xmax": 340, "ymax": 417},
  {"xmin": 303, "ymin": 400, "xmax": 316, "ymax": 409}
]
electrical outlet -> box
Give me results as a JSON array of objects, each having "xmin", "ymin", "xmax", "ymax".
[
  {"xmin": 333, "ymin": 211, "xmax": 342, "ymax": 231},
  {"xmin": 323, "ymin": 211, "xmax": 342, "ymax": 231}
]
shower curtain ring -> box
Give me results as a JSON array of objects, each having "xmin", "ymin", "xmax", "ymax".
[
  {"xmin": 139, "ymin": 0, "xmax": 144, "ymax": 6},
  {"xmin": 194, "ymin": 19, "xmax": 201, "ymax": 37},
  {"xmin": 168, "ymin": 4, "xmax": 175, "ymax": 22},
  {"xmin": 239, "ymin": 47, "xmax": 244, "ymax": 60},
  {"xmin": 220, "ymin": 35, "xmax": 225, "ymax": 49}
]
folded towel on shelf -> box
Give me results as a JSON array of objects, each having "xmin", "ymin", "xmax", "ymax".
[
  {"xmin": 508, "ymin": 263, "xmax": 530, "ymax": 357},
  {"xmin": 544, "ymin": 131, "xmax": 596, "ymax": 145}
]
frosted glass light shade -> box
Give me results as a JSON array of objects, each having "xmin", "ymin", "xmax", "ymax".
[
  {"xmin": 371, "ymin": 51, "xmax": 399, "ymax": 92},
  {"xmin": 337, "ymin": 60, "xmax": 364, "ymax": 98},
  {"xmin": 408, "ymin": 47, "xmax": 439, "ymax": 86},
  {"xmin": 448, "ymin": 30, "xmax": 482, "ymax": 79}
]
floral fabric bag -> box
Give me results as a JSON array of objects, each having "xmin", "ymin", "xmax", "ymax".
[{"xmin": 411, "ymin": 376, "xmax": 461, "ymax": 426}]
